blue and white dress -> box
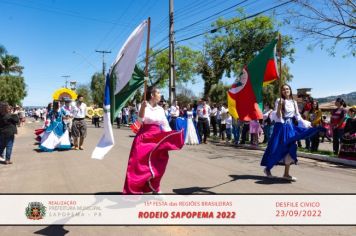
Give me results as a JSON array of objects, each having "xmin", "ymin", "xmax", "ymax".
[
  {"xmin": 261, "ymin": 99, "xmax": 321, "ymax": 170},
  {"xmin": 184, "ymin": 111, "xmax": 200, "ymax": 145},
  {"xmin": 39, "ymin": 110, "xmax": 72, "ymax": 152},
  {"xmin": 175, "ymin": 111, "xmax": 200, "ymax": 145}
]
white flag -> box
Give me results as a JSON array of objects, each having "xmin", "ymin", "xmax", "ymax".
[
  {"xmin": 112, "ymin": 20, "xmax": 147, "ymax": 94},
  {"xmin": 91, "ymin": 20, "xmax": 147, "ymax": 160}
]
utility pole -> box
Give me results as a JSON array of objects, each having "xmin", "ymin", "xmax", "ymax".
[
  {"xmin": 95, "ymin": 50, "xmax": 112, "ymax": 76},
  {"xmin": 169, "ymin": 0, "xmax": 176, "ymax": 105},
  {"xmin": 61, "ymin": 75, "xmax": 70, "ymax": 88}
]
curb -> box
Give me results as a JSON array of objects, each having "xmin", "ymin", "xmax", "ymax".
[{"xmin": 209, "ymin": 140, "xmax": 356, "ymax": 168}]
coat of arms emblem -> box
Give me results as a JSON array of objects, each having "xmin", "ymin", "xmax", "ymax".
[
  {"xmin": 25, "ymin": 202, "xmax": 46, "ymax": 220},
  {"xmin": 229, "ymin": 68, "xmax": 248, "ymax": 94}
]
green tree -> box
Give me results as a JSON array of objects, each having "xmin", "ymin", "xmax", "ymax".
[
  {"xmin": 0, "ymin": 45, "xmax": 6, "ymax": 73},
  {"xmin": 198, "ymin": 12, "xmax": 295, "ymax": 99},
  {"xmin": 0, "ymin": 54, "xmax": 24, "ymax": 75},
  {"xmin": 175, "ymin": 84, "xmax": 197, "ymax": 107},
  {"xmin": 208, "ymin": 83, "xmax": 229, "ymax": 104},
  {"xmin": 0, "ymin": 45, "xmax": 24, "ymax": 75},
  {"xmin": 90, "ymin": 72, "xmax": 105, "ymax": 107},
  {"xmin": 287, "ymin": 0, "xmax": 355, "ymax": 56},
  {"xmin": 132, "ymin": 89, "xmax": 143, "ymax": 104},
  {"xmin": 0, "ymin": 75, "xmax": 27, "ymax": 106},
  {"xmin": 0, "ymin": 45, "xmax": 27, "ymax": 105},
  {"xmin": 148, "ymin": 46, "xmax": 202, "ymax": 87},
  {"xmin": 76, "ymin": 83, "xmax": 92, "ymax": 105}
]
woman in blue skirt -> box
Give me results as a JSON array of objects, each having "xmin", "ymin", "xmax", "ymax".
[{"xmin": 261, "ymin": 84, "xmax": 321, "ymax": 181}]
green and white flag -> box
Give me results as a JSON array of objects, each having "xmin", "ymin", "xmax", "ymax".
[{"xmin": 92, "ymin": 20, "xmax": 147, "ymax": 160}]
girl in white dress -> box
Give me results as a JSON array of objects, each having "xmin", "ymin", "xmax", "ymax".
[
  {"xmin": 261, "ymin": 84, "xmax": 321, "ymax": 181},
  {"xmin": 185, "ymin": 104, "xmax": 200, "ymax": 145}
]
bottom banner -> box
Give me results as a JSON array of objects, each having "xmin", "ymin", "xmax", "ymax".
[{"xmin": 0, "ymin": 195, "xmax": 355, "ymax": 225}]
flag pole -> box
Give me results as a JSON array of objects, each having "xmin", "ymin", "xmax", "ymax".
[
  {"xmin": 278, "ymin": 33, "xmax": 283, "ymax": 89},
  {"xmin": 144, "ymin": 17, "xmax": 151, "ymax": 101},
  {"xmin": 110, "ymin": 72, "xmax": 115, "ymax": 125}
]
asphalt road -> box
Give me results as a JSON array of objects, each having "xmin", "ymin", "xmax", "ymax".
[{"xmin": 0, "ymin": 120, "xmax": 355, "ymax": 235}]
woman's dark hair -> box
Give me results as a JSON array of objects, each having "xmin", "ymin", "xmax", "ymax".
[
  {"xmin": 264, "ymin": 102, "xmax": 273, "ymax": 109},
  {"xmin": 311, "ymin": 100, "xmax": 319, "ymax": 112},
  {"xmin": 47, "ymin": 102, "xmax": 53, "ymax": 111},
  {"xmin": 336, "ymin": 97, "xmax": 347, "ymax": 108},
  {"xmin": 146, "ymin": 86, "xmax": 158, "ymax": 101},
  {"xmin": 0, "ymin": 101, "xmax": 9, "ymax": 116},
  {"xmin": 280, "ymin": 84, "xmax": 297, "ymax": 117},
  {"xmin": 280, "ymin": 84, "xmax": 293, "ymax": 99},
  {"xmin": 187, "ymin": 103, "xmax": 192, "ymax": 111},
  {"xmin": 53, "ymin": 101, "xmax": 59, "ymax": 111}
]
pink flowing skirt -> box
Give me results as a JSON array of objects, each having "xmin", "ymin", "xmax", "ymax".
[{"xmin": 123, "ymin": 124, "xmax": 184, "ymax": 194}]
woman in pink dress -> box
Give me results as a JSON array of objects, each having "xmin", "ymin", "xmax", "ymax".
[{"xmin": 123, "ymin": 86, "xmax": 184, "ymax": 194}]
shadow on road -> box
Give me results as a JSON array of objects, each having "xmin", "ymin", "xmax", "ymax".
[
  {"xmin": 173, "ymin": 174, "xmax": 293, "ymax": 194},
  {"xmin": 331, "ymin": 163, "xmax": 356, "ymax": 170},
  {"xmin": 229, "ymin": 174, "xmax": 292, "ymax": 185},
  {"xmin": 172, "ymin": 187, "xmax": 217, "ymax": 194},
  {"xmin": 34, "ymin": 225, "xmax": 69, "ymax": 236}
]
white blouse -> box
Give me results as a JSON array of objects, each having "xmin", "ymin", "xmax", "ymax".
[
  {"xmin": 72, "ymin": 103, "xmax": 87, "ymax": 119},
  {"xmin": 169, "ymin": 105, "xmax": 180, "ymax": 117},
  {"xmin": 141, "ymin": 103, "xmax": 171, "ymax": 131},
  {"xmin": 197, "ymin": 104, "xmax": 211, "ymax": 119},
  {"xmin": 187, "ymin": 111, "xmax": 193, "ymax": 119},
  {"xmin": 272, "ymin": 98, "xmax": 311, "ymax": 128}
]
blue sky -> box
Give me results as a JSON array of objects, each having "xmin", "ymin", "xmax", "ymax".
[{"xmin": 0, "ymin": 0, "xmax": 354, "ymax": 106}]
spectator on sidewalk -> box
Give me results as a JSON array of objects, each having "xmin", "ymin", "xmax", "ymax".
[
  {"xmin": 250, "ymin": 119, "xmax": 262, "ymax": 146},
  {"xmin": 240, "ymin": 121, "xmax": 250, "ymax": 144},
  {"xmin": 307, "ymin": 100, "xmax": 322, "ymax": 152},
  {"xmin": 0, "ymin": 102, "xmax": 20, "ymax": 165},
  {"xmin": 122, "ymin": 106, "xmax": 129, "ymax": 125},
  {"xmin": 320, "ymin": 116, "xmax": 332, "ymax": 143},
  {"xmin": 196, "ymin": 98, "xmax": 211, "ymax": 144},
  {"xmin": 232, "ymin": 118, "xmax": 241, "ymax": 145},
  {"xmin": 331, "ymin": 98, "xmax": 347, "ymax": 155},
  {"xmin": 116, "ymin": 109, "xmax": 122, "ymax": 128},
  {"xmin": 262, "ymin": 103, "xmax": 274, "ymax": 144},
  {"xmin": 18, "ymin": 107, "xmax": 26, "ymax": 127},
  {"xmin": 339, "ymin": 107, "xmax": 356, "ymax": 160},
  {"xmin": 210, "ymin": 103, "xmax": 218, "ymax": 136},
  {"xmin": 225, "ymin": 112, "xmax": 232, "ymax": 142}
]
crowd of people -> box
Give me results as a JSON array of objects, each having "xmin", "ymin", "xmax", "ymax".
[
  {"xmin": 1, "ymin": 85, "xmax": 355, "ymax": 188},
  {"xmin": 123, "ymin": 84, "xmax": 354, "ymax": 190},
  {"xmin": 115, "ymin": 92, "xmax": 355, "ymax": 158}
]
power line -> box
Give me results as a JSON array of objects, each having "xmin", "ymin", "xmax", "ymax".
[
  {"xmin": 68, "ymin": 1, "xmax": 137, "ymax": 79},
  {"xmin": 175, "ymin": 0, "xmax": 218, "ymax": 20},
  {"xmin": 137, "ymin": 46, "xmax": 169, "ymax": 65},
  {"xmin": 0, "ymin": 0, "xmax": 133, "ymax": 26},
  {"xmin": 107, "ymin": 0, "xmax": 153, "ymax": 51},
  {"xmin": 175, "ymin": 0, "xmax": 210, "ymax": 15},
  {"xmin": 137, "ymin": 35, "xmax": 169, "ymax": 61},
  {"xmin": 95, "ymin": 50, "xmax": 112, "ymax": 76},
  {"xmin": 94, "ymin": 0, "xmax": 137, "ymax": 50},
  {"xmin": 175, "ymin": 0, "xmax": 265, "ymax": 35},
  {"xmin": 139, "ymin": 1, "xmax": 292, "ymax": 68},
  {"xmin": 176, "ymin": 1, "xmax": 293, "ymax": 44}
]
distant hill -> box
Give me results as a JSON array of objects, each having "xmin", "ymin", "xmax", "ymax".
[{"xmin": 316, "ymin": 91, "xmax": 356, "ymax": 106}]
